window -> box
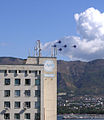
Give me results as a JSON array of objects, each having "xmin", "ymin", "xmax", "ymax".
[
  {"xmin": 4, "ymin": 70, "xmax": 7, "ymax": 76},
  {"xmin": 35, "ymin": 90, "xmax": 40, "ymax": 97},
  {"xmin": 14, "ymin": 102, "xmax": 20, "ymax": 109},
  {"xmin": 29, "ymin": 70, "xmax": 31, "ymax": 74},
  {"xmin": 25, "ymin": 71, "xmax": 28, "ymax": 76},
  {"xmin": 35, "ymin": 113, "xmax": 40, "ymax": 120},
  {"xmin": 35, "ymin": 101, "xmax": 40, "ymax": 109},
  {"xmin": 15, "ymin": 70, "xmax": 17, "ymax": 74},
  {"xmin": 8, "ymin": 70, "xmax": 11, "ymax": 73},
  {"xmin": 24, "ymin": 90, "xmax": 31, "ymax": 97},
  {"xmin": 24, "ymin": 113, "xmax": 30, "ymax": 119},
  {"xmin": 4, "ymin": 113, "xmax": 10, "ymax": 119},
  {"xmin": 35, "ymin": 71, "xmax": 37, "ymax": 76},
  {"xmin": 24, "ymin": 102, "xmax": 31, "ymax": 109},
  {"xmin": 4, "ymin": 90, "xmax": 10, "ymax": 97},
  {"xmin": 39, "ymin": 71, "xmax": 41, "ymax": 75},
  {"xmin": 15, "ymin": 90, "xmax": 20, "ymax": 97},
  {"xmin": 5, "ymin": 79, "xmax": 10, "ymax": 85},
  {"xmin": 35, "ymin": 79, "xmax": 40, "ymax": 85},
  {"xmin": 4, "ymin": 101, "xmax": 10, "ymax": 108},
  {"xmin": 14, "ymin": 113, "xmax": 20, "ymax": 119},
  {"xmin": 25, "ymin": 79, "xmax": 31, "ymax": 85},
  {"xmin": 15, "ymin": 79, "xmax": 20, "ymax": 86}
]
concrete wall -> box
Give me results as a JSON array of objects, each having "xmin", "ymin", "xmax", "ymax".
[
  {"xmin": 0, "ymin": 56, "xmax": 57, "ymax": 120},
  {"xmin": 26, "ymin": 57, "xmax": 57, "ymax": 120},
  {"xmin": 0, "ymin": 65, "xmax": 44, "ymax": 120}
]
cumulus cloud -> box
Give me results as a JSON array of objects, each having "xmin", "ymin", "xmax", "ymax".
[{"xmin": 42, "ymin": 7, "xmax": 104, "ymax": 61}]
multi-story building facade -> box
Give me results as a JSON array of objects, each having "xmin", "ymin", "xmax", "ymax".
[{"xmin": 0, "ymin": 56, "xmax": 57, "ymax": 120}]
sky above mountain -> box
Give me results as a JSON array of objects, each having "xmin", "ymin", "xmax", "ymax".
[
  {"xmin": 43, "ymin": 7, "xmax": 104, "ymax": 61},
  {"xmin": 0, "ymin": 0, "xmax": 104, "ymax": 61}
]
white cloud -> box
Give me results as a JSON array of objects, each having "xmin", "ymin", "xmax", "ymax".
[
  {"xmin": 42, "ymin": 7, "xmax": 104, "ymax": 61},
  {"xmin": 75, "ymin": 7, "xmax": 104, "ymax": 40}
]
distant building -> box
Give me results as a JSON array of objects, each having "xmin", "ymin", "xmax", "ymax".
[
  {"xmin": 58, "ymin": 92, "xmax": 67, "ymax": 96},
  {"xmin": 0, "ymin": 41, "xmax": 57, "ymax": 120}
]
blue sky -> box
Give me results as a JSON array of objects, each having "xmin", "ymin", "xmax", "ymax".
[{"xmin": 0, "ymin": 0, "xmax": 104, "ymax": 59}]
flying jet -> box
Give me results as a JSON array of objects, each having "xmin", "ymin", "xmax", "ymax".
[
  {"xmin": 73, "ymin": 45, "xmax": 77, "ymax": 48},
  {"xmin": 52, "ymin": 44, "xmax": 57, "ymax": 47},
  {"xmin": 63, "ymin": 44, "xmax": 67, "ymax": 48},
  {"xmin": 58, "ymin": 48, "xmax": 62, "ymax": 51},
  {"xmin": 57, "ymin": 40, "xmax": 61, "ymax": 44}
]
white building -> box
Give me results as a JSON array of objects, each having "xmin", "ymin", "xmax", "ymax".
[{"xmin": 0, "ymin": 56, "xmax": 57, "ymax": 120}]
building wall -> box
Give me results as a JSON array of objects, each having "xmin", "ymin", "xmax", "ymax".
[
  {"xmin": 0, "ymin": 57, "xmax": 57, "ymax": 120},
  {"xmin": 26, "ymin": 57, "xmax": 57, "ymax": 120},
  {"xmin": 0, "ymin": 65, "xmax": 44, "ymax": 120}
]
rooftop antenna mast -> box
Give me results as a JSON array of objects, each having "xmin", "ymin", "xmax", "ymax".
[
  {"xmin": 34, "ymin": 40, "xmax": 42, "ymax": 57},
  {"xmin": 51, "ymin": 47, "xmax": 53, "ymax": 57},
  {"xmin": 34, "ymin": 46, "xmax": 38, "ymax": 57},
  {"xmin": 28, "ymin": 49, "xmax": 31, "ymax": 56},
  {"xmin": 37, "ymin": 40, "xmax": 41, "ymax": 57}
]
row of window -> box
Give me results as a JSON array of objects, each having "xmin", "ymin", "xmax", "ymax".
[
  {"xmin": 2, "ymin": 70, "xmax": 41, "ymax": 74},
  {"xmin": 3, "ymin": 70, "xmax": 41, "ymax": 78},
  {"xmin": 4, "ymin": 90, "xmax": 40, "ymax": 97},
  {"xmin": 4, "ymin": 101, "xmax": 40, "ymax": 109},
  {"xmin": 5, "ymin": 78, "xmax": 40, "ymax": 86},
  {"xmin": 4, "ymin": 113, "xmax": 40, "ymax": 120}
]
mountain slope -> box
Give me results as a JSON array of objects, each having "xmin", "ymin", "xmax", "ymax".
[
  {"xmin": 0, "ymin": 57, "xmax": 104, "ymax": 95},
  {"xmin": 0, "ymin": 57, "xmax": 25, "ymax": 65},
  {"xmin": 57, "ymin": 59, "xmax": 104, "ymax": 95}
]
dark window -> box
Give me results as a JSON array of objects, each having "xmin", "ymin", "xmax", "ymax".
[
  {"xmin": 4, "ymin": 90, "xmax": 10, "ymax": 97},
  {"xmin": 25, "ymin": 79, "xmax": 31, "ymax": 85},
  {"xmin": 24, "ymin": 90, "xmax": 31, "ymax": 97},
  {"xmin": 15, "ymin": 70, "xmax": 17, "ymax": 74},
  {"xmin": 24, "ymin": 102, "xmax": 31, "ymax": 109},
  {"xmin": 35, "ymin": 79, "xmax": 40, "ymax": 86},
  {"xmin": 14, "ymin": 70, "xmax": 18, "ymax": 77},
  {"xmin": 35, "ymin": 71, "xmax": 37, "ymax": 76},
  {"xmin": 35, "ymin": 113, "xmax": 40, "ymax": 120},
  {"xmin": 15, "ymin": 90, "xmax": 20, "ymax": 97},
  {"xmin": 35, "ymin": 101, "xmax": 40, "ymax": 109},
  {"xmin": 4, "ymin": 113, "xmax": 10, "ymax": 119},
  {"xmin": 8, "ymin": 70, "xmax": 11, "ymax": 73},
  {"xmin": 5, "ymin": 79, "xmax": 10, "ymax": 85},
  {"xmin": 4, "ymin": 70, "xmax": 7, "ymax": 74},
  {"xmin": 39, "ymin": 71, "xmax": 41, "ymax": 75},
  {"xmin": 14, "ymin": 113, "xmax": 20, "ymax": 119},
  {"xmin": 4, "ymin": 101, "xmax": 10, "ymax": 108},
  {"xmin": 25, "ymin": 113, "xmax": 30, "ymax": 119},
  {"xmin": 25, "ymin": 71, "xmax": 28, "ymax": 76},
  {"xmin": 35, "ymin": 90, "xmax": 40, "ymax": 97},
  {"xmin": 15, "ymin": 79, "xmax": 21, "ymax": 86},
  {"xmin": 14, "ymin": 102, "xmax": 20, "ymax": 109}
]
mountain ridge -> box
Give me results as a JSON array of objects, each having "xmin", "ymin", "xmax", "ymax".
[
  {"xmin": 57, "ymin": 59, "xmax": 104, "ymax": 95},
  {"xmin": 0, "ymin": 57, "xmax": 104, "ymax": 95}
]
